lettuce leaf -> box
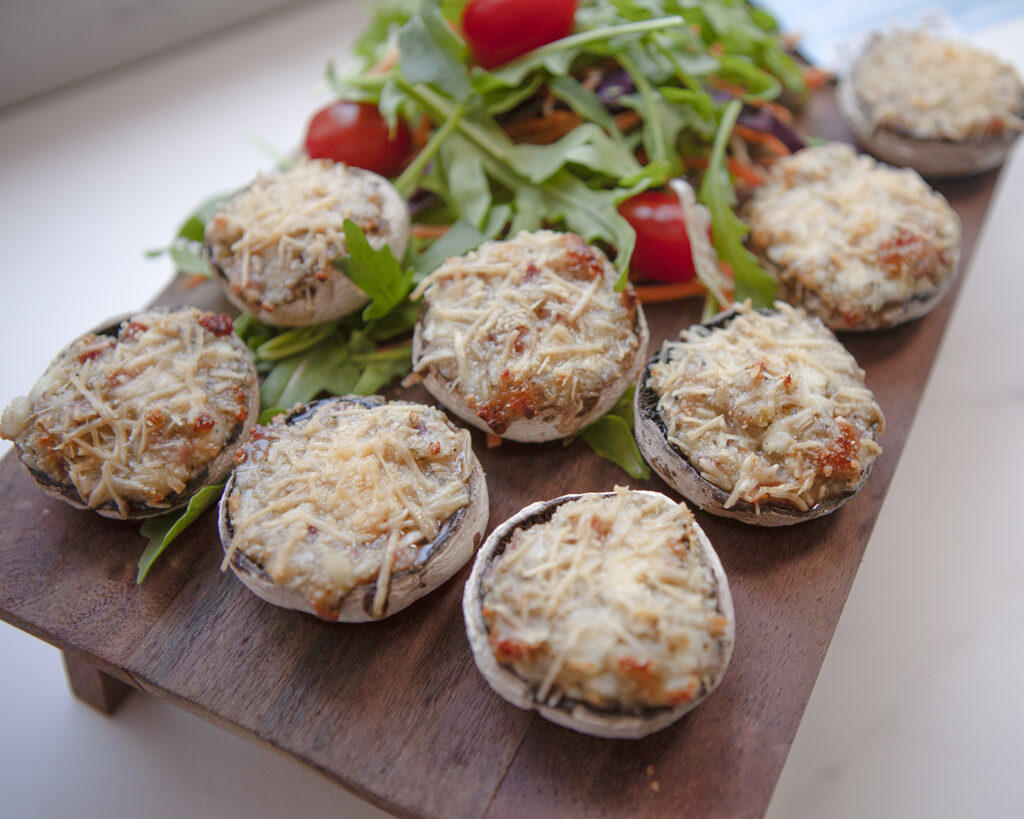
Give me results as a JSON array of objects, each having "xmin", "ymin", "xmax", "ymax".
[
  {"xmin": 698, "ymin": 100, "xmax": 776, "ymax": 308},
  {"xmin": 137, "ymin": 484, "xmax": 224, "ymax": 583},
  {"xmin": 571, "ymin": 387, "xmax": 650, "ymax": 480}
]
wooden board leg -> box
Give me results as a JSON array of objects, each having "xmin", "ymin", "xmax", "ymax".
[{"xmin": 62, "ymin": 652, "xmax": 134, "ymax": 715}]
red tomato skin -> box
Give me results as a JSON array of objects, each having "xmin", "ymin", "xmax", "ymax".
[
  {"xmin": 304, "ymin": 101, "xmax": 412, "ymax": 178},
  {"xmin": 618, "ymin": 191, "xmax": 698, "ymax": 284},
  {"xmin": 462, "ymin": 0, "xmax": 577, "ymax": 69}
]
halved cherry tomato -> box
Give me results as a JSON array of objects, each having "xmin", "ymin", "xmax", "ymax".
[
  {"xmin": 618, "ymin": 191, "xmax": 697, "ymax": 284},
  {"xmin": 304, "ymin": 101, "xmax": 412, "ymax": 178},
  {"xmin": 462, "ymin": 0, "xmax": 577, "ymax": 70}
]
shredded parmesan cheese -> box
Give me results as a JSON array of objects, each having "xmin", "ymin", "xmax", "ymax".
[
  {"xmin": 206, "ymin": 159, "xmax": 387, "ymax": 313},
  {"xmin": 1, "ymin": 308, "xmax": 255, "ymax": 516},
  {"xmin": 648, "ymin": 302, "xmax": 884, "ymax": 512},
  {"xmin": 413, "ymin": 230, "xmax": 642, "ymax": 435},
  {"xmin": 851, "ymin": 30, "xmax": 1024, "ymax": 142},
  {"xmin": 744, "ymin": 143, "xmax": 960, "ymax": 328},
  {"xmin": 482, "ymin": 488, "xmax": 728, "ymax": 711},
  {"xmin": 224, "ymin": 400, "xmax": 473, "ymax": 618}
]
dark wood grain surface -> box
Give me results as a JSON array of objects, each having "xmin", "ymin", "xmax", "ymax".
[{"xmin": 0, "ymin": 93, "xmax": 998, "ymax": 818}]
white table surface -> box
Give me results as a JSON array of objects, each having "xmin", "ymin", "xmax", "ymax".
[{"xmin": 1, "ymin": 3, "xmax": 1021, "ymax": 817}]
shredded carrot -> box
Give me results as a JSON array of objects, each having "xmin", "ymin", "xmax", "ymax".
[
  {"xmin": 710, "ymin": 77, "xmax": 797, "ymax": 127},
  {"xmin": 502, "ymin": 110, "xmax": 582, "ymax": 145},
  {"xmin": 411, "ymin": 114, "xmax": 433, "ymax": 150},
  {"xmin": 184, "ymin": 274, "xmax": 208, "ymax": 289},
  {"xmin": 685, "ymin": 156, "xmax": 766, "ymax": 186},
  {"xmin": 733, "ymin": 124, "xmax": 791, "ymax": 157},
  {"xmin": 486, "ymin": 434, "xmax": 503, "ymax": 449},
  {"xmin": 803, "ymin": 66, "xmax": 833, "ymax": 91},
  {"xmin": 727, "ymin": 158, "xmax": 765, "ymax": 186},
  {"xmin": 370, "ymin": 46, "xmax": 399, "ymax": 76},
  {"xmin": 710, "ymin": 78, "xmax": 751, "ymax": 100},
  {"xmin": 614, "ymin": 110, "xmax": 643, "ymax": 132},
  {"xmin": 634, "ymin": 280, "xmax": 707, "ymax": 303},
  {"xmin": 411, "ymin": 224, "xmax": 450, "ymax": 239},
  {"xmin": 762, "ymin": 100, "xmax": 795, "ymax": 126}
]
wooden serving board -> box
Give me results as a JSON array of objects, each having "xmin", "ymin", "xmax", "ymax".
[{"xmin": 0, "ymin": 91, "xmax": 1000, "ymax": 818}]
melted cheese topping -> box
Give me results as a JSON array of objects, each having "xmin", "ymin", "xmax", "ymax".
[
  {"xmin": 1, "ymin": 308, "xmax": 255, "ymax": 516},
  {"xmin": 206, "ymin": 159, "xmax": 386, "ymax": 314},
  {"xmin": 481, "ymin": 488, "xmax": 729, "ymax": 711},
  {"xmin": 648, "ymin": 302, "xmax": 884, "ymax": 512},
  {"xmin": 745, "ymin": 143, "xmax": 960, "ymax": 328},
  {"xmin": 852, "ymin": 30, "xmax": 1024, "ymax": 142},
  {"xmin": 412, "ymin": 230, "xmax": 642, "ymax": 435},
  {"xmin": 224, "ymin": 401, "xmax": 473, "ymax": 618}
]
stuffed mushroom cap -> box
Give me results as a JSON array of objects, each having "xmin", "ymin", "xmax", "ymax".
[
  {"xmin": 0, "ymin": 307, "xmax": 258, "ymax": 520},
  {"xmin": 205, "ymin": 158, "xmax": 410, "ymax": 326},
  {"xmin": 838, "ymin": 29, "xmax": 1024, "ymax": 178},
  {"xmin": 635, "ymin": 302, "xmax": 884, "ymax": 526},
  {"xmin": 219, "ymin": 396, "xmax": 488, "ymax": 621},
  {"xmin": 464, "ymin": 487, "xmax": 734, "ymax": 739},
  {"xmin": 411, "ymin": 230, "xmax": 648, "ymax": 442},
  {"xmin": 743, "ymin": 142, "xmax": 961, "ymax": 331}
]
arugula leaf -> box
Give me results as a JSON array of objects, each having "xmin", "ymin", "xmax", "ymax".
[
  {"xmin": 334, "ymin": 219, "xmax": 414, "ymax": 320},
  {"xmin": 570, "ymin": 387, "xmax": 650, "ymax": 480},
  {"xmin": 547, "ymin": 74, "xmax": 622, "ymax": 136},
  {"xmin": 365, "ymin": 300, "xmax": 422, "ymax": 341},
  {"xmin": 167, "ymin": 245, "xmax": 211, "ymax": 276},
  {"xmin": 395, "ymin": 101, "xmax": 465, "ymax": 197},
  {"xmin": 353, "ymin": 3, "xmax": 415, "ymax": 64},
  {"xmin": 518, "ymin": 169, "xmax": 641, "ymax": 285},
  {"xmin": 440, "ymin": 135, "xmax": 492, "ymax": 228},
  {"xmin": 479, "ymin": 74, "xmax": 544, "ymax": 116},
  {"xmin": 275, "ymin": 339, "xmax": 361, "ymax": 408},
  {"xmin": 507, "ymin": 123, "xmax": 642, "ymax": 184},
  {"xmin": 147, "ymin": 192, "xmax": 228, "ymax": 273},
  {"xmin": 437, "ymin": 0, "xmax": 469, "ymax": 22},
  {"xmin": 137, "ymin": 484, "xmax": 224, "ymax": 583},
  {"xmin": 261, "ymin": 355, "xmax": 303, "ymax": 407},
  {"xmin": 413, "ymin": 204, "xmax": 510, "ymax": 279},
  {"xmin": 255, "ymin": 322, "xmax": 337, "ymax": 361},
  {"xmin": 326, "ymin": 62, "xmax": 389, "ymax": 101},
  {"xmin": 579, "ymin": 416, "xmax": 650, "ymax": 480},
  {"xmin": 698, "ymin": 100, "xmax": 776, "ymax": 308},
  {"xmin": 659, "ymin": 87, "xmax": 717, "ymax": 127},
  {"xmin": 259, "ymin": 329, "xmax": 411, "ymax": 409},
  {"xmin": 351, "ymin": 345, "xmax": 413, "ymax": 394},
  {"xmin": 714, "ymin": 55, "xmax": 781, "ymax": 101},
  {"xmin": 397, "ymin": 5, "xmax": 470, "ymax": 99},
  {"xmin": 178, "ymin": 193, "xmax": 229, "ymax": 240}
]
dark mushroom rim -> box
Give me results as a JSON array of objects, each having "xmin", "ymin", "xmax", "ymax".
[
  {"xmin": 637, "ymin": 307, "xmax": 877, "ymax": 521},
  {"xmin": 475, "ymin": 492, "xmax": 730, "ymax": 720},
  {"xmin": 224, "ymin": 395, "xmax": 471, "ymax": 618}
]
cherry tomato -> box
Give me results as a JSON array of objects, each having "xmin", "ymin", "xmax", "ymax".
[
  {"xmin": 462, "ymin": 0, "xmax": 577, "ymax": 70},
  {"xmin": 304, "ymin": 101, "xmax": 412, "ymax": 178},
  {"xmin": 617, "ymin": 191, "xmax": 697, "ymax": 283}
]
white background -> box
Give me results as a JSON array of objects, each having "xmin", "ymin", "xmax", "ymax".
[{"xmin": 1, "ymin": 2, "xmax": 1022, "ymax": 817}]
